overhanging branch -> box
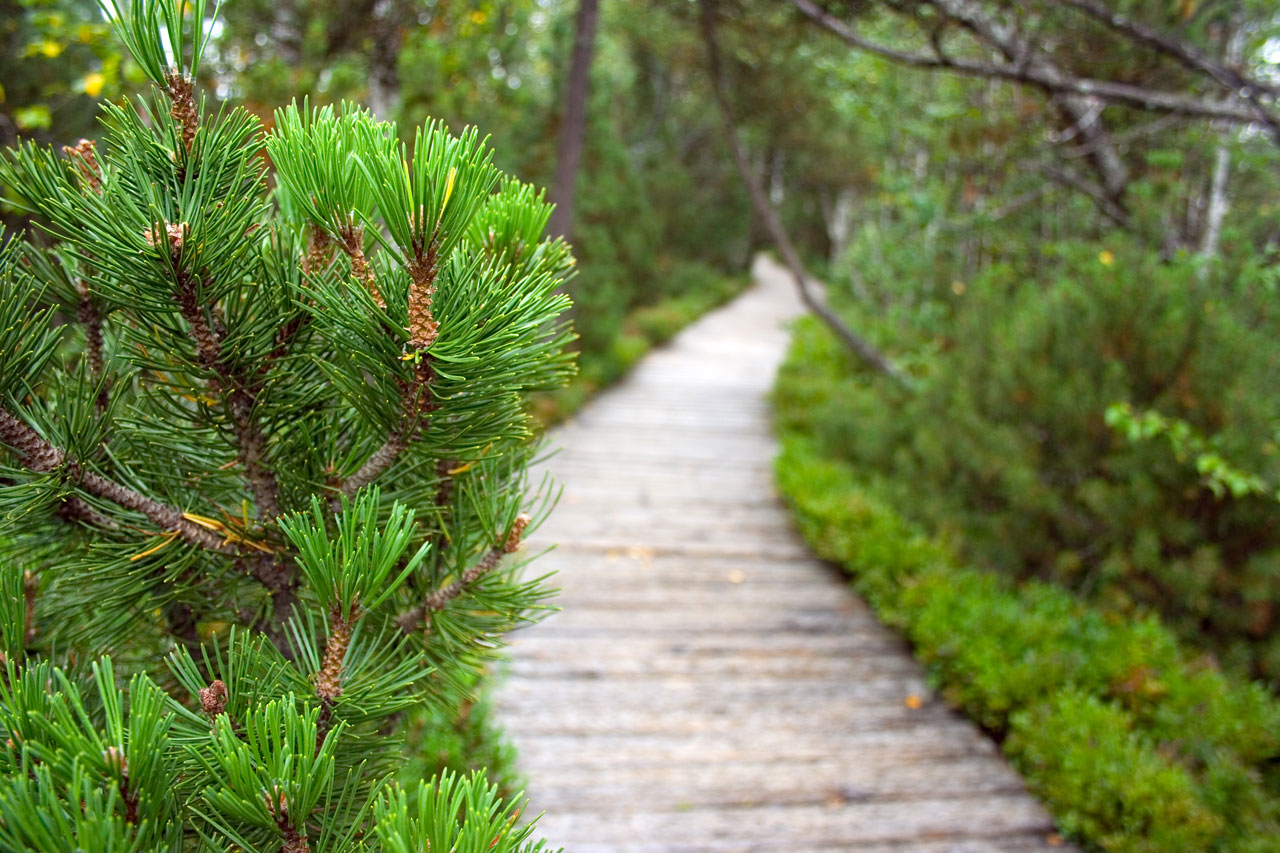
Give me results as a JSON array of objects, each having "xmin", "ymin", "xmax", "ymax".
[{"xmin": 788, "ymin": 0, "xmax": 1272, "ymax": 128}]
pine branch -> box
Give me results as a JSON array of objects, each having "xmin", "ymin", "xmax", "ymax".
[
  {"xmin": 406, "ymin": 232, "xmax": 441, "ymax": 351},
  {"xmin": 314, "ymin": 604, "xmax": 355, "ymax": 745},
  {"xmin": 300, "ymin": 225, "xmax": 334, "ymax": 278},
  {"xmin": 337, "ymin": 363, "xmax": 436, "ymax": 499},
  {"xmin": 170, "ymin": 247, "xmax": 283, "ymax": 522},
  {"xmin": 336, "ymin": 225, "xmax": 443, "ymax": 498},
  {"xmin": 0, "ymin": 406, "xmax": 242, "ymax": 554},
  {"xmin": 397, "ymin": 514, "xmax": 528, "ymax": 632},
  {"xmin": 60, "ymin": 139, "xmax": 102, "ymax": 193},
  {"xmin": 55, "ymin": 493, "xmax": 118, "ymax": 529},
  {"xmin": 199, "ymin": 679, "xmax": 233, "ymax": 729},
  {"xmin": 75, "ymin": 284, "xmax": 107, "ymax": 384},
  {"xmin": 337, "ymin": 222, "xmax": 383, "ymax": 308},
  {"xmin": 265, "ymin": 788, "xmax": 311, "ymax": 853}
]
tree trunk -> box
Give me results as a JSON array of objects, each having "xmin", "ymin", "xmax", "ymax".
[
  {"xmin": 548, "ymin": 0, "xmax": 600, "ymax": 241},
  {"xmin": 1199, "ymin": 20, "xmax": 1243, "ymax": 259},
  {"xmin": 366, "ymin": 0, "xmax": 401, "ymax": 121}
]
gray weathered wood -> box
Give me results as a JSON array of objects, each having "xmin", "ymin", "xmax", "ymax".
[{"xmin": 495, "ymin": 257, "xmax": 1070, "ymax": 851}]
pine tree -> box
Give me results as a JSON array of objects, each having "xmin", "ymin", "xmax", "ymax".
[{"xmin": 0, "ymin": 1, "xmax": 575, "ymax": 849}]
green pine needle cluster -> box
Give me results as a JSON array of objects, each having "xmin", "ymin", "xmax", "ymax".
[{"xmin": 0, "ymin": 0, "xmax": 575, "ymax": 849}]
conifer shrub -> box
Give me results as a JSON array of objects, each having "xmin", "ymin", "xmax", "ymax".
[
  {"xmin": 0, "ymin": 1, "xmax": 573, "ymax": 849},
  {"xmin": 800, "ymin": 240, "xmax": 1280, "ymax": 681},
  {"xmin": 774, "ymin": 319, "xmax": 1280, "ymax": 851}
]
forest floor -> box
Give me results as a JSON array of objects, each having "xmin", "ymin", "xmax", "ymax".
[{"xmin": 493, "ymin": 256, "xmax": 1071, "ymax": 852}]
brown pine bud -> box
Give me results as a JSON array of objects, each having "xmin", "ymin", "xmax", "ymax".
[
  {"xmin": 199, "ymin": 679, "xmax": 228, "ymax": 719},
  {"xmin": 504, "ymin": 513, "xmax": 530, "ymax": 554}
]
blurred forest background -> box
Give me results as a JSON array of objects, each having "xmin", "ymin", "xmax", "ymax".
[{"xmin": 5, "ymin": 0, "xmax": 1280, "ymax": 751}]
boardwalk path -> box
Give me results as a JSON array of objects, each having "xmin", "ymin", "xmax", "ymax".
[{"xmin": 494, "ymin": 256, "xmax": 1066, "ymax": 852}]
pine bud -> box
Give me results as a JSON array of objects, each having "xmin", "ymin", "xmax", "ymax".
[
  {"xmin": 199, "ymin": 679, "xmax": 228, "ymax": 719},
  {"xmin": 103, "ymin": 745, "xmax": 128, "ymax": 778},
  {"xmin": 504, "ymin": 513, "xmax": 530, "ymax": 553},
  {"xmin": 61, "ymin": 139, "xmax": 101, "ymax": 192}
]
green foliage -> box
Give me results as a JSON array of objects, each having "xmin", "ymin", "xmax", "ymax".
[
  {"xmin": 0, "ymin": 1, "xmax": 570, "ymax": 848},
  {"xmin": 99, "ymin": 0, "xmax": 217, "ymax": 85},
  {"xmin": 796, "ymin": 241, "xmax": 1280, "ymax": 683},
  {"xmin": 280, "ymin": 491, "xmax": 430, "ymax": 621},
  {"xmin": 772, "ymin": 409, "xmax": 1280, "ymax": 851},
  {"xmin": 0, "ymin": 0, "xmax": 125, "ymax": 148},
  {"xmin": 1106, "ymin": 402, "xmax": 1279, "ymax": 502},
  {"xmin": 374, "ymin": 770, "xmax": 549, "ymax": 853},
  {"xmin": 1006, "ymin": 691, "xmax": 1223, "ymax": 853}
]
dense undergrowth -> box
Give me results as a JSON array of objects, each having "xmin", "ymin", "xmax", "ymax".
[
  {"xmin": 820, "ymin": 238, "xmax": 1280, "ymax": 684},
  {"xmin": 774, "ymin": 315, "xmax": 1280, "ymax": 852}
]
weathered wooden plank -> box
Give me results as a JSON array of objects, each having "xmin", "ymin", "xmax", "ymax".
[
  {"xmin": 493, "ymin": 257, "xmax": 1071, "ymax": 852},
  {"xmin": 509, "ymin": 728, "xmax": 1001, "ymax": 771},
  {"xmin": 528, "ymin": 838, "xmax": 1066, "ymax": 853},
  {"xmin": 503, "ymin": 651, "xmax": 924, "ymax": 680},
  {"xmin": 496, "ymin": 675, "xmax": 936, "ymax": 707},
  {"xmin": 525, "ymin": 798, "xmax": 1055, "ymax": 846},
  {"xmin": 520, "ymin": 756, "xmax": 1031, "ymax": 804}
]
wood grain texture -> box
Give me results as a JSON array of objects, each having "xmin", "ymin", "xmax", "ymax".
[{"xmin": 495, "ymin": 256, "xmax": 1071, "ymax": 852}]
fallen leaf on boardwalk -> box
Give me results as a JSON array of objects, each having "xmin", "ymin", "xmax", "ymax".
[
  {"xmin": 605, "ymin": 549, "xmax": 621, "ymax": 562},
  {"xmin": 1047, "ymin": 834, "xmax": 1064, "ymax": 847},
  {"xmin": 625, "ymin": 545, "xmax": 655, "ymax": 560},
  {"xmin": 727, "ymin": 570, "xmax": 745, "ymax": 583},
  {"xmin": 904, "ymin": 694, "xmax": 924, "ymax": 709}
]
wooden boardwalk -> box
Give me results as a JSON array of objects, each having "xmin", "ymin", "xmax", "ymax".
[{"xmin": 495, "ymin": 256, "xmax": 1068, "ymax": 852}]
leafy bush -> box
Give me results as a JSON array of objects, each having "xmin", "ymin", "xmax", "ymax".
[
  {"xmin": 774, "ymin": 320, "xmax": 1280, "ymax": 851},
  {"xmin": 801, "ymin": 240, "xmax": 1280, "ymax": 682}
]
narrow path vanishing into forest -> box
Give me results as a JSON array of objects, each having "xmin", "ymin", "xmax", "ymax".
[{"xmin": 494, "ymin": 256, "xmax": 1071, "ymax": 852}]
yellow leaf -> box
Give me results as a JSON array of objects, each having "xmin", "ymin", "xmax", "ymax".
[
  {"xmin": 904, "ymin": 694, "xmax": 923, "ymax": 709},
  {"xmin": 83, "ymin": 72, "xmax": 105, "ymax": 98},
  {"xmin": 469, "ymin": 10, "xmax": 488, "ymax": 25},
  {"xmin": 39, "ymin": 40, "xmax": 63, "ymax": 59},
  {"xmin": 0, "ymin": 83, "xmax": 5, "ymax": 105},
  {"xmin": 1098, "ymin": 249, "xmax": 1115, "ymax": 266}
]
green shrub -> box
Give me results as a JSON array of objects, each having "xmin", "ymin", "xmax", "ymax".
[
  {"xmin": 0, "ymin": 2, "xmax": 570, "ymax": 847},
  {"xmin": 774, "ymin": 364, "xmax": 1280, "ymax": 850},
  {"xmin": 1007, "ymin": 691, "xmax": 1222, "ymax": 853},
  {"xmin": 781, "ymin": 241, "xmax": 1280, "ymax": 682}
]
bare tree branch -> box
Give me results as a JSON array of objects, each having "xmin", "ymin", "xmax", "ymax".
[
  {"xmin": 1057, "ymin": 0, "xmax": 1280, "ymax": 102},
  {"xmin": 931, "ymin": 0, "xmax": 1129, "ymax": 204},
  {"xmin": 1040, "ymin": 164, "xmax": 1135, "ymax": 231},
  {"xmin": 788, "ymin": 0, "xmax": 1273, "ymax": 127}
]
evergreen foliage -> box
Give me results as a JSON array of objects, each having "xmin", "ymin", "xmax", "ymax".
[
  {"xmin": 772, "ymin": 326, "xmax": 1280, "ymax": 850},
  {"xmin": 0, "ymin": 1, "xmax": 573, "ymax": 849},
  {"xmin": 803, "ymin": 239, "xmax": 1280, "ymax": 683}
]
